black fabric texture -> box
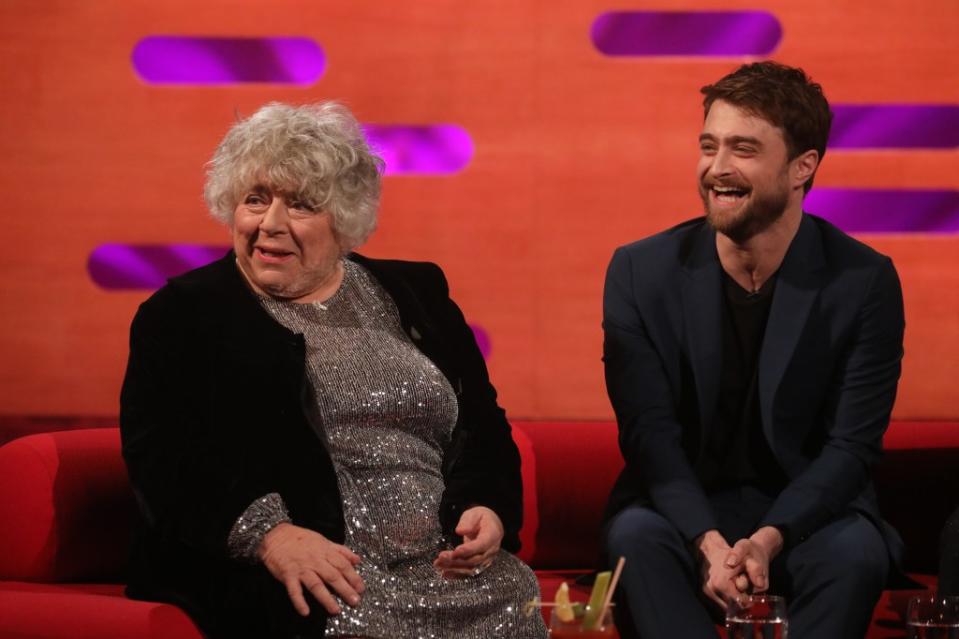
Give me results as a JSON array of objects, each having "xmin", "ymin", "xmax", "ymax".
[
  {"xmin": 696, "ymin": 271, "xmax": 786, "ymax": 494},
  {"xmin": 119, "ymin": 251, "xmax": 523, "ymax": 638}
]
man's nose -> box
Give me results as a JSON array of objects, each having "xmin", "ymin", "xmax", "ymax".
[{"xmin": 707, "ymin": 148, "xmax": 733, "ymax": 178}]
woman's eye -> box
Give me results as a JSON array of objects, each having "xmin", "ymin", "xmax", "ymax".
[
  {"xmin": 290, "ymin": 201, "xmax": 318, "ymax": 213},
  {"xmin": 244, "ymin": 194, "xmax": 267, "ymax": 206}
]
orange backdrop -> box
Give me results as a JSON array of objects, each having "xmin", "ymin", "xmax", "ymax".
[{"xmin": 0, "ymin": 0, "xmax": 957, "ymax": 421}]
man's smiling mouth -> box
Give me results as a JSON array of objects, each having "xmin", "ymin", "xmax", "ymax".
[{"xmin": 710, "ymin": 185, "xmax": 750, "ymax": 203}]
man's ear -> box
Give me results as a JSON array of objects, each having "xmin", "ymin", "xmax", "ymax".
[{"xmin": 793, "ymin": 149, "xmax": 820, "ymax": 190}]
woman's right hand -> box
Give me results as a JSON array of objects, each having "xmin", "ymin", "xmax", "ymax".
[{"xmin": 257, "ymin": 522, "xmax": 365, "ymax": 616}]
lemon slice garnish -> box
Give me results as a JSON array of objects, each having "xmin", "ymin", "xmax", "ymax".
[{"xmin": 555, "ymin": 582, "xmax": 575, "ymax": 623}]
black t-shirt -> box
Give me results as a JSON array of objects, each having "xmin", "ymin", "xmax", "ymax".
[{"xmin": 696, "ymin": 271, "xmax": 788, "ymax": 494}]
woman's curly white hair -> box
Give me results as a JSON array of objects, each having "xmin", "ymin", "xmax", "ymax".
[{"xmin": 204, "ymin": 101, "xmax": 384, "ymax": 253}]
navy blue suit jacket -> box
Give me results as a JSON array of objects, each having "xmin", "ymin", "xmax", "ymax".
[{"xmin": 602, "ymin": 214, "xmax": 904, "ymax": 557}]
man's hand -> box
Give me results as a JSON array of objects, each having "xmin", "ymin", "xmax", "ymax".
[
  {"xmin": 432, "ymin": 506, "xmax": 503, "ymax": 578},
  {"xmin": 258, "ymin": 522, "xmax": 364, "ymax": 617},
  {"xmin": 695, "ymin": 529, "xmax": 745, "ymax": 611},
  {"xmin": 725, "ymin": 526, "xmax": 784, "ymax": 594}
]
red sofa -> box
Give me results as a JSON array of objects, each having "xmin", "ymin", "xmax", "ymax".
[{"xmin": 0, "ymin": 422, "xmax": 955, "ymax": 638}]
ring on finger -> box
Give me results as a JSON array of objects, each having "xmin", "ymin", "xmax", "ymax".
[{"xmin": 472, "ymin": 558, "xmax": 494, "ymax": 577}]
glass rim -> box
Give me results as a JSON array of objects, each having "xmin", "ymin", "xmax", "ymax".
[
  {"xmin": 729, "ymin": 594, "xmax": 787, "ymax": 607},
  {"xmin": 735, "ymin": 594, "xmax": 786, "ymax": 602},
  {"xmin": 548, "ymin": 605, "xmax": 616, "ymax": 616},
  {"xmin": 908, "ymin": 593, "xmax": 959, "ymax": 604},
  {"xmin": 726, "ymin": 593, "xmax": 788, "ymax": 620}
]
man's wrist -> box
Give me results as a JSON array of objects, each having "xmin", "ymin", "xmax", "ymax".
[
  {"xmin": 695, "ymin": 529, "xmax": 728, "ymax": 553},
  {"xmin": 750, "ymin": 526, "xmax": 784, "ymax": 559}
]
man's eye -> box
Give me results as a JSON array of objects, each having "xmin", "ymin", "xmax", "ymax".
[{"xmin": 734, "ymin": 146, "xmax": 756, "ymax": 154}]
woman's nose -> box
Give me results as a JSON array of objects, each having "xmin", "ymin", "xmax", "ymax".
[{"xmin": 259, "ymin": 198, "xmax": 290, "ymax": 232}]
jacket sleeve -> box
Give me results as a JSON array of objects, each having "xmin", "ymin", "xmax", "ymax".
[
  {"xmin": 425, "ymin": 264, "xmax": 524, "ymax": 553},
  {"xmin": 603, "ymin": 247, "xmax": 718, "ymax": 541},
  {"xmin": 120, "ymin": 287, "xmax": 277, "ymax": 559},
  {"xmin": 759, "ymin": 257, "xmax": 904, "ymax": 546}
]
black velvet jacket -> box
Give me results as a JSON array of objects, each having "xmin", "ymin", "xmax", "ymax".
[{"xmin": 119, "ymin": 252, "xmax": 522, "ymax": 636}]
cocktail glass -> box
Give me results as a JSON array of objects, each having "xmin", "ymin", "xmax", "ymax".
[
  {"xmin": 905, "ymin": 594, "xmax": 959, "ymax": 638},
  {"xmin": 549, "ymin": 607, "xmax": 618, "ymax": 638},
  {"xmin": 726, "ymin": 594, "xmax": 787, "ymax": 639}
]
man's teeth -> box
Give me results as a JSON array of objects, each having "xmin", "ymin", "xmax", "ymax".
[{"xmin": 712, "ymin": 186, "xmax": 748, "ymax": 201}]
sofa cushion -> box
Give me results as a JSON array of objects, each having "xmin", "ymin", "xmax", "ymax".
[
  {"xmin": 0, "ymin": 582, "xmax": 202, "ymax": 639},
  {"xmin": 513, "ymin": 422, "xmax": 622, "ymax": 569},
  {"xmin": 0, "ymin": 429, "xmax": 134, "ymax": 582}
]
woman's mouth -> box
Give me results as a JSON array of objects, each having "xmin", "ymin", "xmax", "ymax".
[{"xmin": 254, "ymin": 247, "xmax": 294, "ymax": 263}]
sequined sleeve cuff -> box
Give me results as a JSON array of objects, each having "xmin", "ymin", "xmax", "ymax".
[{"xmin": 227, "ymin": 493, "xmax": 292, "ymax": 562}]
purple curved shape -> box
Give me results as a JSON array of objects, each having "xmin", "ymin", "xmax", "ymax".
[
  {"xmin": 806, "ymin": 189, "xmax": 959, "ymax": 233},
  {"xmin": 591, "ymin": 11, "xmax": 781, "ymax": 57},
  {"xmin": 132, "ymin": 36, "xmax": 325, "ymax": 84},
  {"xmin": 469, "ymin": 324, "xmax": 492, "ymax": 359},
  {"xmin": 364, "ymin": 125, "xmax": 473, "ymax": 175},
  {"xmin": 831, "ymin": 105, "xmax": 959, "ymax": 149},
  {"xmin": 88, "ymin": 244, "xmax": 228, "ymax": 290}
]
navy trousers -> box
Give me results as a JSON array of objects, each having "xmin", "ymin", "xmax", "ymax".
[
  {"xmin": 605, "ymin": 486, "xmax": 889, "ymax": 639},
  {"xmin": 940, "ymin": 506, "xmax": 959, "ymax": 596}
]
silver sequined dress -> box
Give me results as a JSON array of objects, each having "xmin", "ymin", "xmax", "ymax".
[{"xmin": 249, "ymin": 260, "xmax": 546, "ymax": 639}]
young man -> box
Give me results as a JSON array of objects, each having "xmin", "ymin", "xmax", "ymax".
[{"xmin": 602, "ymin": 62, "xmax": 904, "ymax": 638}]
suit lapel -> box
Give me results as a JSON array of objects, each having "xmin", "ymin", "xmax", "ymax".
[
  {"xmin": 758, "ymin": 214, "xmax": 825, "ymax": 444},
  {"xmin": 681, "ymin": 224, "xmax": 723, "ymax": 434}
]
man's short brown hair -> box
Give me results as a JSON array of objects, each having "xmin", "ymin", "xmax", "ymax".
[{"xmin": 701, "ymin": 62, "xmax": 832, "ymax": 193}]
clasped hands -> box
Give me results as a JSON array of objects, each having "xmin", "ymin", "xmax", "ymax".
[
  {"xmin": 258, "ymin": 506, "xmax": 504, "ymax": 616},
  {"xmin": 695, "ymin": 526, "xmax": 784, "ymax": 612}
]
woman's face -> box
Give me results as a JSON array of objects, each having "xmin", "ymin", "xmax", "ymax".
[{"xmin": 232, "ymin": 186, "xmax": 343, "ymax": 303}]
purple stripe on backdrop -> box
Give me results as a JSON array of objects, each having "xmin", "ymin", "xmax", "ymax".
[
  {"xmin": 88, "ymin": 244, "xmax": 228, "ymax": 289},
  {"xmin": 470, "ymin": 324, "xmax": 492, "ymax": 359},
  {"xmin": 806, "ymin": 189, "xmax": 959, "ymax": 233},
  {"xmin": 365, "ymin": 125, "xmax": 473, "ymax": 175},
  {"xmin": 132, "ymin": 36, "xmax": 325, "ymax": 84},
  {"xmin": 831, "ymin": 105, "xmax": 959, "ymax": 149},
  {"xmin": 88, "ymin": 243, "xmax": 493, "ymax": 359},
  {"xmin": 590, "ymin": 11, "xmax": 782, "ymax": 57}
]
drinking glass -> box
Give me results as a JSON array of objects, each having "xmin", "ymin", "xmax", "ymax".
[
  {"xmin": 549, "ymin": 607, "xmax": 618, "ymax": 638},
  {"xmin": 726, "ymin": 595, "xmax": 787, "ymax": 639},
  {"xmin": 906, "ymin": 594, "xmax": 959, "ymax": 638}
]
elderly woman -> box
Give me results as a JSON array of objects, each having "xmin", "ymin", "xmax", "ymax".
[{"xmin": 120, "ymin": 102, "xmax": 547, "ymax": 639}]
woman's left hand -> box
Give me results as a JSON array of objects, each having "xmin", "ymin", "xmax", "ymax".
[{"xmin": 432, "ymin": 506, "xmax": 504, "ymax": 578}]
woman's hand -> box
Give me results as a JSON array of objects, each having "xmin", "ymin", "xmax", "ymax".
[
  {"xmin": 433, "ymin": 505, "xmax": 504, "ymax": 578},
  {"xmin": 257, "ymin": 522, "xmax": 365, "ymax": 616}
]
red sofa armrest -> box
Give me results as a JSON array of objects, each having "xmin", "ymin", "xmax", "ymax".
[{"xmin": 0, "ymin": 428, "xmax": 134, "ymax": 582}]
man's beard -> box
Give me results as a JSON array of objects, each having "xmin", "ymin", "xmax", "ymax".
[{"xmin": 701, "ymin": 179, "xmax": 789, "ymax": 244}]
